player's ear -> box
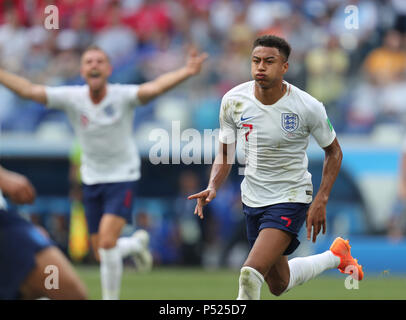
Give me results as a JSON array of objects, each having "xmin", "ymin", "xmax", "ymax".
[{"xmin": 282, "ymin": 61, "xmax": 289, "ymax": 75}]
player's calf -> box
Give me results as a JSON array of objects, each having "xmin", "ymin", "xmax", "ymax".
[{"xmin": 264, "ymin": 274, "xmax": 289, "ymax": 297}]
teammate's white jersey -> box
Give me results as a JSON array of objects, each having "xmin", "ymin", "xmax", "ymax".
[
  {"xmin": 46, "ymin": 84, "xmax": 141, "ymax": 185},
  {"xmin": 219, "ymin": 80, "xmax": 336, "ymax": 207}
]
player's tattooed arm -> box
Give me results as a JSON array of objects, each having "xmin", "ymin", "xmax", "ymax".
[{"xmin": 306, "ymin": 138, "xmax": 343, "ymax": 243}]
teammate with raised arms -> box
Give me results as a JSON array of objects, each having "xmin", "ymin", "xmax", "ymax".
[{"xmin": 0, "ymin": 45, "xmax": 207, "ymax": 300}]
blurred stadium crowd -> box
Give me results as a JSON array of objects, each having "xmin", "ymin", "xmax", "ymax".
[
  {"xmin": 1, "ymin": 0, "xmax": 406, "ymax": 267},
  {"xmin": 1, "ymin": 0, "xmax": 406, "ymax": 134}
]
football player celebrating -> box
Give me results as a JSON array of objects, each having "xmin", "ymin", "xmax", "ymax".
[
  {"xmin": 0, "ymin": 45, "xmax": 207, "ymax": 300},
  {"xmin": 189, "ymin": 35, "xmax": 363, "ymax": 300}
]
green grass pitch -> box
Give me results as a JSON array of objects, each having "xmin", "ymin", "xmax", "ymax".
[{"xmin": 75, "ymin": 265, "xmax": 406, "ymax": 300}]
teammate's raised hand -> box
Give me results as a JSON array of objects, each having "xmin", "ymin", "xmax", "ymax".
[
  {"xmin": 187, "ymin": 188, "xmax": 216, "ymax": 219},
  {"xmin": 184, "ymin": 46, "xmax": 209, "ymax": 76}
]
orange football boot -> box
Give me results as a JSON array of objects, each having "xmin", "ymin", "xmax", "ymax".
[{"xmin": 330, "ymin": 237, "xmax": 364, "ymax": 280}]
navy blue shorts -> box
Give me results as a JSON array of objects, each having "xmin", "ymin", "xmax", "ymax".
[
  {"xmin": 243, "ymin": 202, "xmax": 310, "ymax": 255},
  {"xmin": 0, "ymin": 210, "xmax": 53, "ymax": 300},
  {"xmin": 82, "ymin": 181, "xmax": 138, "ymax": 234}
]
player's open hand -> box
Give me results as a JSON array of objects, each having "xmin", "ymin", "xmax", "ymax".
[
  {"xmin": 187, "ymin": 188, "xmax": 216, "ymax": 219},
  {"xmin": 184, "ymin": 46, "xmax": 208, "ymax": 76},
  {"xmin": 306, "ymin": 200, "xmax": 327, "ymax": 243},
  {"xmin": 0, "ymin": 170, "xmax": 36, "ymax": 204}
]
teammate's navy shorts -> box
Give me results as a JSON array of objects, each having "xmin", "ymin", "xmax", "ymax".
[
  {"xmin": 243, "ymin": 202, "xmax": 310, "ymax": 255},
  {"xmin": 0, "ymin": 210, "xmax": 53, "ymax": 300},
  {"xmin": 82, "ymin": 181, "xmax": 138, "ymax": 234}
]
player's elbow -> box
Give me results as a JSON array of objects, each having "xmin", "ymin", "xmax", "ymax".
[
  {"xmin": 336, "ymin": 145, "xmax": 343, "ymax": 165},
  {"xmin": 23, "ymin": 85, "xmax": 47, "ymax": 105},
  {"xmin": 324, "ymin": 139, "xmax": 343, "ymax": 165}
]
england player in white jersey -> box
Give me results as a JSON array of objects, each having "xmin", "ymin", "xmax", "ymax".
[
  {"xmin": 0, "ymin": 45, "xmax": 207, "ymax": 300},
  {"xmin": 189, "ymin": 35, "xmax": 363, "ymax": 300}
]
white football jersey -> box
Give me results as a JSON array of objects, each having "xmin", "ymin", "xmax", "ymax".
[
  {"xmin": 46, "ymin": 84, "xmax": 141, "ymax": 185},
  {"xmin": 219, "ymin": 80, "xmax": 336, "ymax": 207}
]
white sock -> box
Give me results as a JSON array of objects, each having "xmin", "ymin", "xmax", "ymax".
[
  {"xmin": 237, "ymin": 266, "xmax": 264, "ymax": 300},
  {"xmin": 116, "ymin": 236, "xmax": 143, "ymax": 258},
  {"xmin": 99, "ymin": 247, "xmax": 123, "ymax": 300},
  {"xmin": 284, "ymin": 250, "xmax": 340, "ymax": 293}
]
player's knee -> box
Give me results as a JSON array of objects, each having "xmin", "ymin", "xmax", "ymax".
[{"xmin": 98, "ymin": 236, "xmax": 117, "ymax": 250}]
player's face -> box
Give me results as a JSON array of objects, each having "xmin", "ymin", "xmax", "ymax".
[
  {"xmin": 251, "ymin": 46, "xmax": 288, "ymax": 89},
  {"xmin": 80, "ymin": 50, "xmax": 112, "ymax": 91}
]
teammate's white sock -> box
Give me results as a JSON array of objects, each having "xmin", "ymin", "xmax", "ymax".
[
  {"xmin": 116, "ymin": 236, "xmax": 143, "ymax": 258},
  {"xmin": 99, "ymin": 247, "xmax": 123, "ymax": 300},
  {"xmin": 237, "ymin": 266, "xmax": 264, "ymax": 300},
  {"xmin": 284, "ymin": 250, "xmax": 340, "ymax": 293}
]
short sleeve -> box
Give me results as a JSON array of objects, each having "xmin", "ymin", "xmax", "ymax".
[
  {"xmin": 308, "ymin": 101, "xmax": 336, "ymax": 148},
  {"xmin": 218, "ymin": 97, "xmax": 237, "ymax": 144},
  {"xmin": 45, "ymin": 86, "xmax": 76, "ymax": 110},
  {"xmin": 119, "ymin": 84, "xmax": 141, "ymax": 107}
]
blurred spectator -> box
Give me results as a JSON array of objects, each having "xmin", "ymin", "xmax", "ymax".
[
  {"xmin": 46, "ymin": 34, "xmax": 81, "ymax": 85},
  {"xmin": 347, "ymin": 29, "xmax": 406, "ymax": 131},
  {"xmin": 70, "ymin": 10, "xmax": 93, "ymax": 51},
  {"xmin": 305, "ymin": 34, "xmax": 350, "ymax": 120},
  {"xmin": 209, "ymin": 0, "xmax": 238, "ymax": 36},
  {"xmin": 363, "ymin": 29, "xmax": 406, "ymax": 85},
  {"xmin": 0, "ymin": 8, "xmax": 29, "ymax": 72},
  {"xmin": 122, "ymin": 0, "xmax": 171, "ymax": 44},
  {"xmin": 94, "ymin": 3, "xmax": 137, "ymax": 65}
]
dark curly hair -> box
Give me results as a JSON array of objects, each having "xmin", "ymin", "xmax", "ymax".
[{"xmin": 252, "ymin": 35, "xmax": 291, "ymax": 61}]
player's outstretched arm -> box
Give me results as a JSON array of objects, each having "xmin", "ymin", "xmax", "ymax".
[
  {"xmin": 0, "ymin": 166, "xmax": 36, "ymax": 204},
  {"xmin": 137, "ymin": 47, "xmax": 208, "ymax": 105},
  {"xmin": 0, "ymin": 68, "xmax": 47, "ymax": 105},
  {"xmin": 306, "ymin": 138, "xmax": 343, "ymax": 243},
  {"xmin": 188, "ymin": 142, "xmax": 235, "ymax": 219}
]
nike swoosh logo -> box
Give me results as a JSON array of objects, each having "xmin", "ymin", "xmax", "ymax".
[{"xmin": 240, "ymin": 116, "xmax": 253, "ymax": 121}]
